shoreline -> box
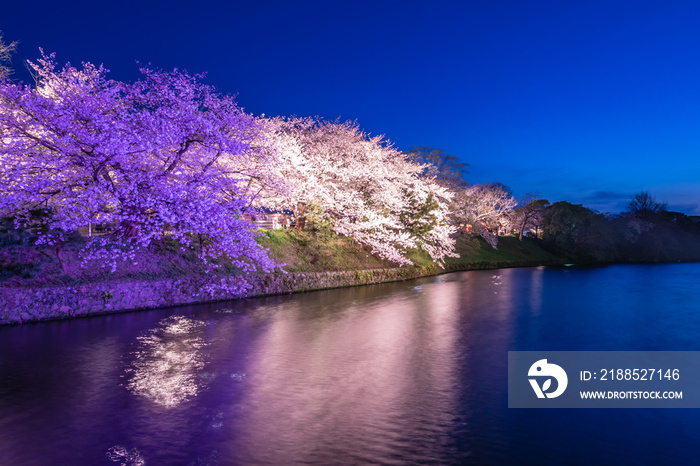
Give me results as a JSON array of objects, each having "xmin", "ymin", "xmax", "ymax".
[{"xmin": 0, "ymin": 258, "xmax": 566, "ymax": 326}]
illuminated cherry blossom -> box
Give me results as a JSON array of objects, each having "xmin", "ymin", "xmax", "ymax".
[
  {"xmin": 263, "ymin": 117, "xmax": 457, "ymax": 265},
  {"xmin": 454, "ymin": 182, "xmax": 517, "ymax": 248},
  {"xmin": 0, "ymin": 52, "xmax": 279, "ymax": 277}
]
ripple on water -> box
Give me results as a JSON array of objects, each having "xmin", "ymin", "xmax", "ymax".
[{"xmin": 106, "ymin": 445, "xmax": 145, "ymax": 465}]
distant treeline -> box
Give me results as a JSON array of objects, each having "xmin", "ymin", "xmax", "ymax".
[{"xmin": 531, "ymin": 196, "xmax": 700, "ymax": 263}]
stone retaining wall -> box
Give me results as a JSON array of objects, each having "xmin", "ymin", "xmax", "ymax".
[{"xmin": 0, "ymin": 259, "xmax": 563, "ymax": 325}]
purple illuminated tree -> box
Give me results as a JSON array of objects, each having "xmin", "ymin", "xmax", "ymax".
[{"xmin": 0, "ymin": 53, "xmax": 280, "ymax": 279}]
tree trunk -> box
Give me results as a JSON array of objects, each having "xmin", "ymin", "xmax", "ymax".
[
  {"xmin": 113, "ymin": 220, "xmax": 140, "ymax": 238},
  {"xmin": 55, "ymin": 245, "xmax": 68, "ymax": 273},
  {"xmin": 295, "ymin": 202, "xmax": 307, "ymax": 230}
]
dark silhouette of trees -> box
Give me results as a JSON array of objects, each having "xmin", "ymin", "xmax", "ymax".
[
  {"xmin": 512, "ymin": 193, "xmax": 549, "ymax": 241},
  {"xmin": 403, "ymin": 147, "xmax": 469, "ymax": 190},
  {"xmin": 627, "ymin": 191, "xmax": 667, "ymax": 220},
  {"xmin": 541, "ymin": 202, "xmax": 598, "ymax": 259},
  {"xmin": 0, "ymin": 31, "xmax": 17, "ymax": 77},
  {"xmin": 536, "ymin": 194, "xmax": 700, "ymax": 263}
]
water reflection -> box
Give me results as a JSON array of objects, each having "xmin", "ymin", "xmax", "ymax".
[
  {"xmin": 126, "ymin": 315, "xmax": 208, "ymax": 407},
  {"xmin": 229, "ymin": 279, "xmax": 466, "ymax": 463},
  {"xmin": 3, "ymin": 265, "xmax": 700, "ymax": 464},
  {"xmin": 529, "ymin": 266, "xmax": 544, "ymax": 315}
]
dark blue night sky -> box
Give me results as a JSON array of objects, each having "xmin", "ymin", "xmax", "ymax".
[{"xmin": 3, "ymin": 0, "xmax": 700, "ymax": 214}]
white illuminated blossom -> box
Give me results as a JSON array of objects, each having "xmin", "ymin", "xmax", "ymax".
[
  {"xmin": 262, "ymin": 117, "xmax": 457, "ymax": 265},
  {"xmin": 455, "ymin": 182, "xmax": 517, "ymax": 248}
]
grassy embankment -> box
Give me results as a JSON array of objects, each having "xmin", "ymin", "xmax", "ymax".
[{"xmin": 256, "ymin": 229, "xmax": 563, "ymax": 273}]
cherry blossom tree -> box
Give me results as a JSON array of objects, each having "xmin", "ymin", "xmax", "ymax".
[
  {"xmin": 262, "ymin": 117, "xmax": 457, "ymax": 265},
  {"xmin": 454, "ymin": 182, "xmax": 517, "ymax": 248},
  {"xmin": 0, "ymin": 52, "xmax": 280, "ymax": 280}
]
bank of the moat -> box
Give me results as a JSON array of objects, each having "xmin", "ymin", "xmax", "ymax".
[
  {"xmin": 0, "ymin": 232, "xmax": 572, "ymax": 325},
  {"xmin": 0, "ymin": 258, "xmax": 569, "ymax": 325}
]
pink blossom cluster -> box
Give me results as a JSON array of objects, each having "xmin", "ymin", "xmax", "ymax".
[
  {"xmin": 260, "ymin": 117, "xmax": 458, "ymax": 265},
  {"xmin": 454, "ymin": 183, "xmax": 518, "ymax": 248},
  {"xmin": 0, "ymin": 53, "xmax": 280, "ymax": 275}
]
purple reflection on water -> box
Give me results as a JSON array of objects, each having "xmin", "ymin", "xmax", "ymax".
[{"xmin": 1, "ymin": 264, "xmax": 700, "ymax": 464}]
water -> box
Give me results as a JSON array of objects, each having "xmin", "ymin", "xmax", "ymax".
[{"xmin": 1, "ymin": 263, "xmax": 700, "ymax": 465}]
